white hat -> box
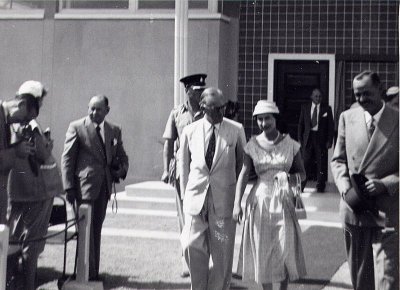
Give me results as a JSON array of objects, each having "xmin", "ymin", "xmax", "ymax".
[
  {"xmin": 386, "ymin": 86, "xmax": 399, "ymax": 96},
  {"xmin": 17, "ymin": 80, "xmax": 45, "ymax": 98},
  {"xmin": 253, "ymin": 100, "xmax": 279, "ymax": 116}
]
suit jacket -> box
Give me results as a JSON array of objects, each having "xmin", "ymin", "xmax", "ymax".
[
  {"xmin": 331, "ymin": 105, "xmax": 399, "ymax": 228},
  {"xmin": 298, "ymin": 102, "xmax": 334, "ymax": 149},
  {"xmin": 179, "ymin": 117, "xmax": 246, "ymax": 218},
  {"xmin": 61, "ymin": 116, "xmax": 129, "ymax": 201}
]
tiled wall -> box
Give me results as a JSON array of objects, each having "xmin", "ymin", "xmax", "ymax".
[{"xmin": 238, "ymin": 0, "xmax": 399, "ymax": 136}]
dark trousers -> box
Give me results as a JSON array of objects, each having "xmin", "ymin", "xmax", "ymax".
[
  {"xmin": 344, "ymin": 223, "xmax": 399, "ymax": 290},
  {"xmin": 302, "ymin": 131, "xmax": 328, "ymax": 189},
  {"xmin": 79, "ymin": 181, "xmax": 108, "ymax": 279},
  {"xmin": 8, "ymin": 198, "xmax": 54, "ymax": 290}
]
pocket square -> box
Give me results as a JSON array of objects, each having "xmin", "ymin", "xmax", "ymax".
[
  {"xmin": 112, "ymin": 138, "xmax": 118, "ymax": 146},
  {"xmin": 322, "ymin": 112, "xmax": 328, "ymax": 117}
]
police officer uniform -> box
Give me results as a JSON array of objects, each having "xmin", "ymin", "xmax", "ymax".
[{"xmin": 162, "ymin": 73, "xmax": 206, "ymax": 277}]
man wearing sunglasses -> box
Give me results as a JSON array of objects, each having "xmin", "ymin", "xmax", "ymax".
[{"xmin": 179, "ymin": 87, "xmax": 246, "ymax": 290}]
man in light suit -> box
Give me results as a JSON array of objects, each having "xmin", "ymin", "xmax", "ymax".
[
  {"xmin": 298, "ymin": 88, "xmax": 334, "ymax": 192},
  {"xmin": 0, "ymin": 94, "xmax": 38, "ymax": 224},
  {"xmin": 161, "ymin": 74, "xmax": 206, "ymax": 277},
  {"xmin": 331, "ymin": 71, "xmax": 399, "ymax": 290},
  {"xmin": 62, "ymin": 95, "xmax": 129, "ymax": 280},
  {"xmin": 179, "ymin": 87, "xmax": 246, "ymax": 290}
]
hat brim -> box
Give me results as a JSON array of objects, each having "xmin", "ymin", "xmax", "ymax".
[
  {"xmin": 191, "ymin": 85, "xmax": 206, "ymax": 91},
  {"xmin": 253, "ymin": 108, "xmax": 279, "ymax": 116}
]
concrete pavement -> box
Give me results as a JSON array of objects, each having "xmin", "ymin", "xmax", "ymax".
[{"xmin": 39, "ymin": 180, "xmax": 353, "ymax": 290}]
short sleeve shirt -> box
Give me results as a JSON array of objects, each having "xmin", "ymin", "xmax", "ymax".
[{"xmin": 162, "ymin": 102, "xmax": 202, "ymax": 151}]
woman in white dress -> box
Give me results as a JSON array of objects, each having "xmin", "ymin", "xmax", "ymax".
[{"xmin": 233, "ymin": 100, "xmax": 307, "ymax": 290}]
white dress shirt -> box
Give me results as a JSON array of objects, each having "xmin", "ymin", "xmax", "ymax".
[
  {"xmin": 364, "ymin": 102, "xmax": 385, "ymax": 132},
  {"xmin": 203, "ymin": 118, "xmax": 221, "ymax": 156}
]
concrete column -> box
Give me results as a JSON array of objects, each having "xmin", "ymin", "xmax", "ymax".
[
  {"xmin": 174, "ymin": 0, "xmax": 188, "ymax": 106},
  {"xmin": 62, "ymin": 204, "xmax": 103, "ymax": 290},
  {"xmin": 208, "ymin": 0, "xmax": 218, "ymax": 13},
  {"xmin": 0, "ymin": 225, "xmax": 9, "ymax": 290},
  {"xmin": 40, "ymin": 0, "xmax": 57, "ymax": 129},
  {"xmin": 76, "ymin": 204, "xmax": 91, "ymax": 283}
]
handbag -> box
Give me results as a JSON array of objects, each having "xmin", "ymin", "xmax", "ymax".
[
  {"xmin": 40, "ymin": 154, "xmax": 64, "ymax": 198},
  {"xmin": 291, "ymin": 173, "xmax": 307, "ymax": 220},
  {"xmin": 269, "ymin": 172, "xmax": 287, "ymax": 222},
  {"xmin": 269, "ymin": 172, "xmax": 307, "ymax": 221}
]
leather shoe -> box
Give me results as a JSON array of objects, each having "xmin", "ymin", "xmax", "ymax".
[
  {"xmin": 89, "ymin": 275, "xmax": 104, "ymax": 282},
  {"xmin": 180, "ymin": 270, "xmax": 190, "ymax": 278},
  {"xmin": 316, "ymin": 184, "xmax": 325, "ymax": 193}
]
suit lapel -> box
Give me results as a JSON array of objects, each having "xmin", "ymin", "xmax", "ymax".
[
  {"xmin": 359, "ymin": 106, "xmax": 396, "ymax": 172},
  {"xmin": 85, "ymin": 117, "xmax": 106, "ymax": 162},
  {"xmin": 349, "ymin": 108, "xmax": 369, "ymax": 172},
  {"xmin": 194, "ymin": 119, "xmax": 206, "ymax": 169},
  {"xmin": 104, "ymin": 121, "xmax": 112, "ymax": 163},
  {"xmin": 318, "ymin": 104, "xmax": 325, "ymax": 121},
  {"xmin": 211, "ymin": 120, "xmax": 228, "ymax": 172},
  {"xmin": 305, "ymin": 103, "xmax": 312, "ymax": 126}
]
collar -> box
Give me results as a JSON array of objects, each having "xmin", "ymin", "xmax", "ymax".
[
  {"xmin": 311, "ymin": 102, "xmax": 320, "ymax": 110},
  {"xmin": 180, "ymin": 102, "xmax": 189, "ymax": 113},
  {"xmin": 204, "ymin": 117, "xmax": 221, "ymax": 132},
  {"xmin": 29, "ymin": 119, "xmax": 42, "ymax": 134},
  {"xmin": 29, "ymin": 119, "xmax": 40, "ymax": 130},
  {"xmin": 364, "ymin": 102, "xmax": 385, "ymax": 124},
  {"xmin": 95, "ymin": 120, "xmax": 105, "ymax": 131},
  {"xmin": 182, "ymin": 101, "xmax": 202, "ymax": 118}
]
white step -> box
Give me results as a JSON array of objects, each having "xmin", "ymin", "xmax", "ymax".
[{"xmin": 125, "ymin": 181, "xmax": 175, "ymax": 197}]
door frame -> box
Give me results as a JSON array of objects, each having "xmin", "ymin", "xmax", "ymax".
[
  {"xmin": 267, "ymin": 54, "xmax": 336, "ymax": 117},
  {"xmin": 267, "ymin": 53, "xmax": 336, "ymax": 184}
]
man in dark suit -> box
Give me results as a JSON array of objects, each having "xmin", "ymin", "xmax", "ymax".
[
  {"xmin": 0, "ymin": 93, "xmax": 38, "ymax": 224},
  {"xmin": 298, "ymin": 88, "xmax": 334, "ymax": 192},
  {"xmin": 331, "ymin": 71, "xmax": 398, "ymax": 290},
  {"xmin": 61, "ymin": 95, "xmax": 129, "ymax": 280}
]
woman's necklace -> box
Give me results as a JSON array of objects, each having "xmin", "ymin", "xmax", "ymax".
[{"xmin": 265, "ymin": 132, "xmax": 280, "ymax": 145}]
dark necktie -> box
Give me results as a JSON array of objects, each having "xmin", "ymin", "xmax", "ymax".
[
  {"xmin": 205, "ymin": 126, "xmax": 216, "ymax": 170},
  {"xmin": 311, "ymin": 105, "xmax": 318, "ymax": 128},
  {"xmin": 96, "ymin": 125, "xmax": 106, "ymax": 158},
  {"xmin": 5, "ymin": 123, "xmax": 11, "ymax": 145},
  {"xmin": 368, "ymin": 118, "xmax": 375, "ymax": 140}
]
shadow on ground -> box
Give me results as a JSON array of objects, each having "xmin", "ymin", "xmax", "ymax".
[{"xmin": 36, "ymin": 267, "xmax": 191, "ymax": 290}]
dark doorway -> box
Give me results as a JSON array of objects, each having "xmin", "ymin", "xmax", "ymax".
[{"xmin": 274, "ymin": 60, "xmax": 329, "ymax": 140}]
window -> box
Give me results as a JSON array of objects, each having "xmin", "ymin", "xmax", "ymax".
[
  {"xmin": 0, "ymin": 0, "xmax": 44, "ymax": 9},
  {"xmin": 59, "ymin": 0, "xmax": 211, "ymax": 11}
]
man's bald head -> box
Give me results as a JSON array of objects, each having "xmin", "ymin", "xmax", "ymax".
[
  {"xmin": 200, "ymin": 87, "xmax": 227, "ymax": 124},
  {"xmin": 88, "ymin": 94, "xmax": 110, "ymax": 124}
]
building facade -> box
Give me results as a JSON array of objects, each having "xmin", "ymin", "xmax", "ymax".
[{"xmin": 0, "ymin": 0, "xmax": 397, "ymax": 183}]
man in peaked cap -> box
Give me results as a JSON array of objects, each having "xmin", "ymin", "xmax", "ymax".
[{"xmin": 161, "ymin": 73, "xmax": 206, "ymax": 278}]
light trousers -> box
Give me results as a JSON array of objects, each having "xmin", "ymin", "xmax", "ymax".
[{"xmin": 181, "ymin": 190, "xmax": 236, "ymax": 290}]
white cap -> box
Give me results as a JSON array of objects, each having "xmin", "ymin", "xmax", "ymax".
[
  {"xmin": 17, "ymin": 80, "xmax": 45, "ymax": 98},
  {"xmin": 386, "ymin": 86, "xmax": 399, "ymax": 96},
  {"xmin": 253, "ymin": 100, "xmax": 279, "ymax": 116}
]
